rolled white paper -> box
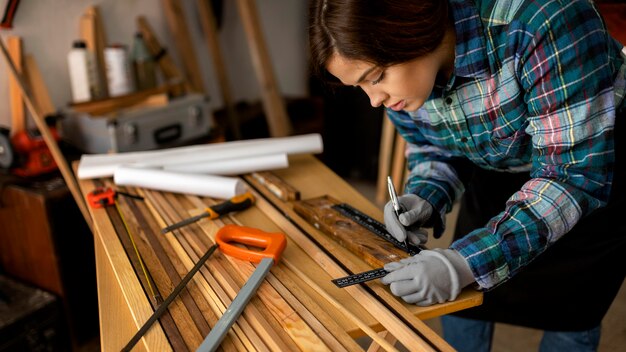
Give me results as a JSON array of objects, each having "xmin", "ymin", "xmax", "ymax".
[
  {"xmin": 113, "ymin": 166, "xmax": 247, "ymax": 199},
  {"xmin": 163, "ymin": 153, "xmax": 288, "ymax": 175},
  {"xmin": 78, "ymin": 133, "xmax": 323, "ymax": 179}
]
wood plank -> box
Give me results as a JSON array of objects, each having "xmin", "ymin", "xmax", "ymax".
[
  {"xmin": 161, "ymin": 0, "xmax": 205, "ymax": 93},
  {"xmin": 390, "ymin": 136, "xmax": 406, "ymax": 190},
  {"xmin": 24, "ymin": 55, "xmax": 55, "ymax": 117},
  {"xmin": 264, "ymin": 264, "xmax": 361, "ymax": 351},
  {"xmin": 235, "ymin": 0, "xmax": 292, "ymax": 137},
  {"xmin": 68, "ymin": 85, "xmax": 172, "ymax": 116},
  {"xmin": 116, "ymin": 190, "xmax": 210, "ymax": 351},
  {"xmin": 136, "ymin": 15, "xmax": 188, "ymax": 94},
  {"xmin": 367, "ymin": 331, "xmax": 398, "ymax": 352},
  {"xmin": 80, "ymin": 6, "xmax": 107, "ymax": 99},
  {"xmin": 247, "ymin": 186, "xmax": 443, "ymax": 352},
  {"xmin": 282, "ymin": 261, "xmax": 398, "ymax": 352},
  {"xmin": 139, "ymin": 189, "xmax": 244, "ymax": 351},
  {"xmin": 189, "ymin": 193, "xmax": 371, "ymax": 347},
  {"xmin": 77, "ymin": 175, "xmax": 170, "ymax": 351},
  {"xmin": 251, "ymin": 171, "xmax": 300, "ymax": 201},
  {"xmin": 220, "ymin": 249, "xmax": 333, "ymax": 352},
  {"xmin": 104, "ymin": 203, "xmax": 161, "ymax": 308},
  {"xmin": 7, "ymin": 35, "xmax": 24, "ymax": 135},
  {"xmin": 376, "ymin": 113, "xmax": 396, "ymax": 205},
  {"xmin": 174, "ymin": 194, "xmax": 314, "ymax": 351},
  {"xmin": 293, "ymin": 195, "xmax": 409, "ymax": 268}
]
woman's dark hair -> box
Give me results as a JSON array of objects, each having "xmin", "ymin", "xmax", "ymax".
[{"xmin": 309, "ymin": 0, "xmax": 449, "ymax": 79}]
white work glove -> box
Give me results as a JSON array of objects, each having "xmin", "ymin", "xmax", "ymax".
[
  {"xmin": 380, "ymin": 248, "xmax": 475, "ymax": 306},
  {"xmin": 384, "ymin": 194, "xmax": 433, "ymax": 245}
]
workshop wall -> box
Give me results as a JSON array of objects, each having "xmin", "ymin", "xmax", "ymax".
[{"xmin": 0, "ymin": 0, "xmax": 308, "ymax": 130}]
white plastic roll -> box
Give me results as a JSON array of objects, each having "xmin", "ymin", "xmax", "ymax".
[
  {"xmin": 162, "ymin": 153, "xmax": 288, "ymax": 174},
  {"xmin": 113, "ymin": 166, "xmax": 247, "ymax": 199},
  {"xmin": 78, "ymin": 133, "xmax": 323, "ymax": 179}
]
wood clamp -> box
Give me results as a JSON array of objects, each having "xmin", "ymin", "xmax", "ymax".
[{"xmin": 87, "ymin": 187, "xmax": 143, "ymax": 208}]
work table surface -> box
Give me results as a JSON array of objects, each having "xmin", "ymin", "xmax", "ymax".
[{"xmin": 77, "ymin": 154, "xmax": 482, "ymax": 351}]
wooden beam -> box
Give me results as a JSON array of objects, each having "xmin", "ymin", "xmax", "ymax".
[
  {"xmin": 251, "ymin": 171, "xmax": 300, "ymax": 201},
  {"xmin": 7, "ymin": 35, "xmax": 24, "ymax": 135},
  {"xmin": 137, "ymin": 16, "xmax": 189, "ymax": 95},
  {"xmin": 80, "ymin": 6, "xmax": 108, "ymax": 98},
  {"xmin": 235, "ymin": 0, "xmax": 292, "ymax": 137},
  {"xmin": 367, "ymin": 331, "xmax": 398, "ymax": 352},
  {"xmin": 114, "ymin": 189, "xmax": 212, "ymax": 350},
  {"xmin": 283, "ymin": 261, "xmax": 399, "ymax": 352},
  {"xmin": 24, "ymin": 55, "xmax": 55, "ymax": 117},
  {"xmin": 293, "ymin": 195, "xmax": 410, "ymax": 268},
  {"xmin": 0, "ymin": 36, "xmax": 93, "ymax": 231},
  {"xmin": 390, "ymin": 136, "xmax": 406, "ymax": 191},
  {"xmin": 68, "ymin": 85, "xmax": 172, "ymax": 116},
  {"xmin": 161, "ymin": 0, "xmax": 205, "ymax": 93},
  {"xmin": 376, "ymin": 114, "xmax": 396, "ymax": 205}
]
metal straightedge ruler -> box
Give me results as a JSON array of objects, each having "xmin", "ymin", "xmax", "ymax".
[
  {"xmin": 331, "ymin": 203, "xmax": 422, "ymax": 256},
  {"xmin": 330, "ymin": 203, "xmax": 423, "ymax": 288},
  {"xmin": 332, "ymin": 268, "xmax": 388, "ymax": 288}
]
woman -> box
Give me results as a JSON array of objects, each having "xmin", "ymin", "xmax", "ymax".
[{"xmin": 309, "ymin": 0, "xmax": 626, "ymax": 350}]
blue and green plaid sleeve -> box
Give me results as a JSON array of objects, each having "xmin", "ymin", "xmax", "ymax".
[
  {"xmin": 386, "ymin": 108, "xmax": 469, "ymax": 237},
  {"xmin": 386, "ymin": 0, "xmax": 624, "ymax": 290},
  {"xmin": 450, "ymin": 0, "xmax": 619, "ymax": 289}
]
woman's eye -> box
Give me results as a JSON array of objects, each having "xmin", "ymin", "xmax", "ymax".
[{"xmin": 372, "ymin": 72, "xmax": 385, "ymax": 85}]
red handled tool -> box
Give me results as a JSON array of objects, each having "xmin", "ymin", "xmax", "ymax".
[
  {"xmin": 197, "ymin": 225, "xmax": 286, "ymax": 351},
  {"xmin": 161, "ymin": 192, "xmax": 255, "ymax": 234},
  {"xmin": 87, "ymin": 187, "xmax": 143, "ymax": 208},
  {"xmin": 0, "ymin": 0, "xmax": 20, "ymax": 29}
]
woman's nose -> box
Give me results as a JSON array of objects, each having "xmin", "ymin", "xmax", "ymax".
[{"xmin": 362, "ymin": 87, "xmax": 386, "ymax": 108}]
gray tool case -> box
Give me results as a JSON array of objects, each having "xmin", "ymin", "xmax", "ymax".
[{"xmin": 61, "ymin": 94, "xmax": 214, "ymax": 153}]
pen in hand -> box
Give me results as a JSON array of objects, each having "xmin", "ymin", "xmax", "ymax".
[{"xmin": 387, "ymin": 176, "xmax": 409, "ymax": 249}]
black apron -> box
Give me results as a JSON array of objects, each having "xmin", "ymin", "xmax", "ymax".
[{"xmin": 451, "ymin": 107, "xmax": 626, "ymax": 331}]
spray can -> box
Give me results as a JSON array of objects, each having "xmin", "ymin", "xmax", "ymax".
[{"xmin": 104, "ymin": 44, "xmax": 135, "ymax": 97}]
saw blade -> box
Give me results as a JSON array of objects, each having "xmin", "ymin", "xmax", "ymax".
[{"xmin": 0, "ymin": 128, "xmax": 15, "ymax": 169}]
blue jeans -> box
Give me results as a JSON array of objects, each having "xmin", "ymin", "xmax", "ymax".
[{"xmin": 441, "ymin": 315, "xmax": 601, "ymax": 352}]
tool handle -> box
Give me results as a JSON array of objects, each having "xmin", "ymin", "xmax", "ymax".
[
  {"xmin": 206, "ymin": 192, "xmax": 255, "ymax": 219},
  {"xmin": 216, "ymin": 224, "xmax": 286, "ymax": 264}
]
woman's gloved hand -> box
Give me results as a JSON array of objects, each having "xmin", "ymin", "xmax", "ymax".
[
  {"xmin": 384, "ymin": 194, "xmax": 433, "ymax": 245},
  {"xmin": 380, "ymin": 248, "xmax": 475, "ymax": 306}
]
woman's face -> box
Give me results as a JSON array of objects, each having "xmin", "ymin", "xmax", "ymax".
[{"xmin": 325, "ymin": 30, "xmax": 455, "ymax": 112}]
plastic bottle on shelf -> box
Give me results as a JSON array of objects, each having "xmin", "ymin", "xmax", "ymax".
[
  {"xmin": 67, "ymin": 40, "xmax": 96, "ymax": 103},
  {"xmin": 131, "ymin": 32, "xmax": 157, "ymax": 91},
  {"xmin": 104, "ymin": 44, "xmax": 135, "ymax": 97}
]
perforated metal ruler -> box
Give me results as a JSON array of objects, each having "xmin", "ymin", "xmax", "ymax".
[
  {"xmin": 332, "ymin": 268, "xmax": 388, "ymax": 288},
  {"xmin": 331, "ymin": 203, "xmax": 422, "ymax": 256},
  {"xmin": 330, "ymin": 203, "xmax": 424, "ymax": 288}
]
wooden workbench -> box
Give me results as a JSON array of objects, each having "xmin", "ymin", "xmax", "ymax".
[{"xmin": 77, "ymin": 154, "xmax": 482, "ymax": 351}]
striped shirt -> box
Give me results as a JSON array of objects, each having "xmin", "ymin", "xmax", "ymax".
[{"xmin": 387, "ymin": 0, "xmax": 626, "ymax": 289}]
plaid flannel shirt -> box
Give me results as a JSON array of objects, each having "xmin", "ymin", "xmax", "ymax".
[{"xmin": 387, "ymin": 0, "xmax": 626, "ymax": 289}]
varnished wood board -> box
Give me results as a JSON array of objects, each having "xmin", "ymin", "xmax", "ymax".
[{"xmin": 292, "ymin": 195, "xmax": 409, "ymax": 268}]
